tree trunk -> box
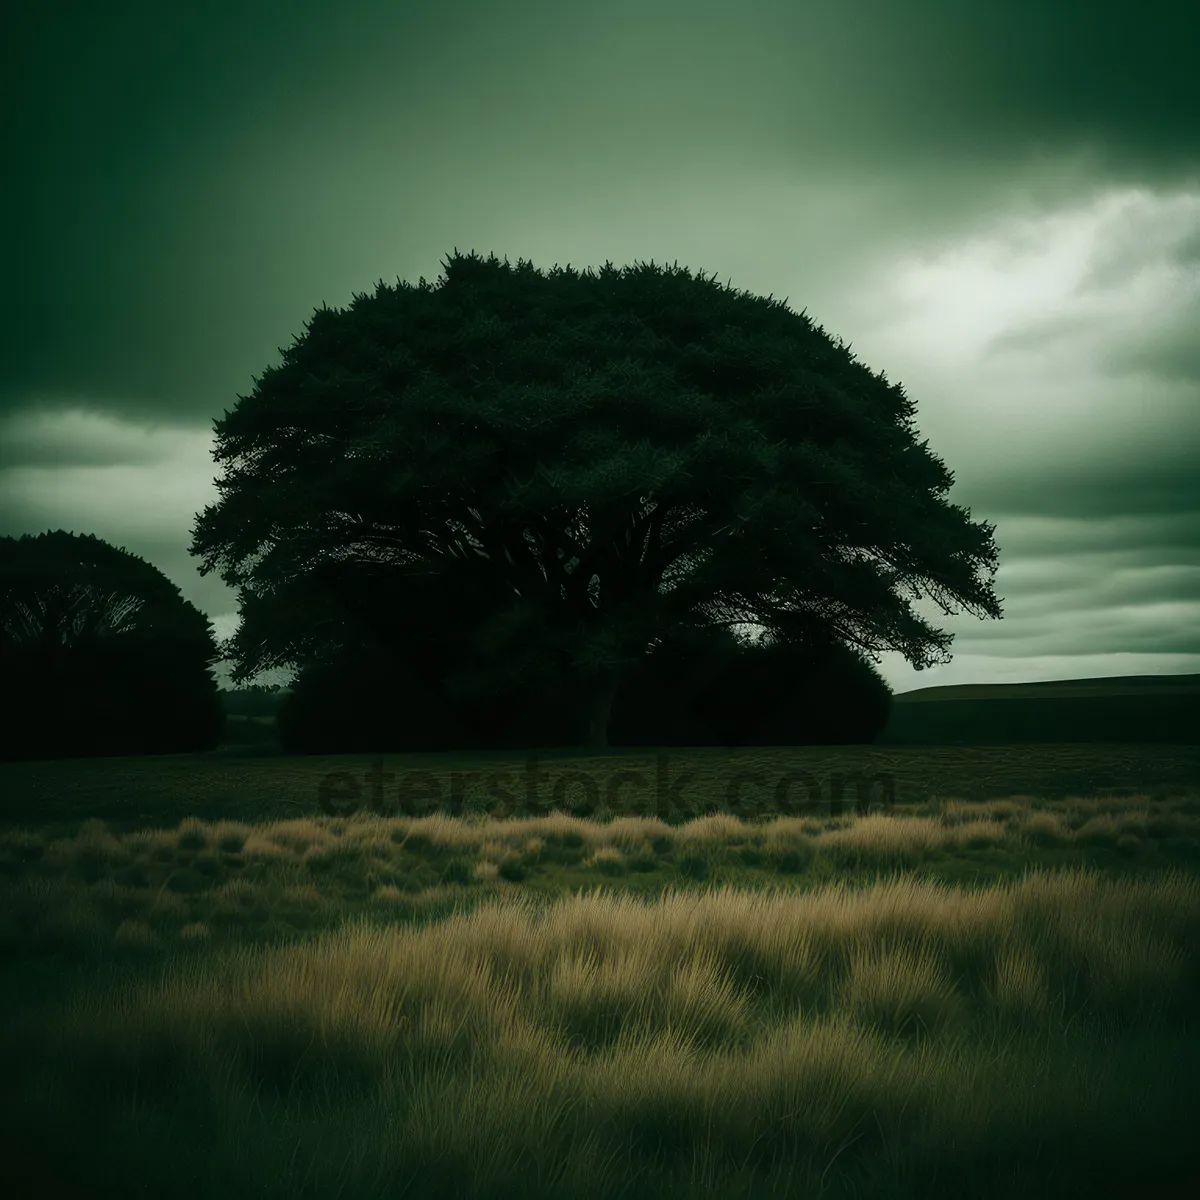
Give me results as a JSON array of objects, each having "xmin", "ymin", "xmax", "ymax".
[{"xmin": 582, "ymin": 668, "xmax": 623, "ymax": 749}]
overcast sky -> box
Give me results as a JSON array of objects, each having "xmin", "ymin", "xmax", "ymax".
[{"xmin": 4, "ymin": 0, "xmax": 1198, "ymax": 695}]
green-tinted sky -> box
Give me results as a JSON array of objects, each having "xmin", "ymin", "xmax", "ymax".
[{"xmin": 4, "ymin": 0, "xmax": 1198, "ymax": 693}]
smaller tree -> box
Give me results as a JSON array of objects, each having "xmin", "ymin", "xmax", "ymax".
[
  {"xmin": 606, "ymin": 623, "xmax": 892, "ymax": 747},
  {"xmin": 0, "ymin": 530, "xmax": 224, "ymax": 761},
  {"xmin": 700, "ymin": 634, "xmax": 894, "ymax": 746},
  {"xmin": 607, "ymin": 624, "xmax": 749, "ymax": 746}
]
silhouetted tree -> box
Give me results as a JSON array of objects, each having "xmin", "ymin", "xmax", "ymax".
[
  {"xmin": 267, "ymin": 551, "xmax": 574, "ymax": 753},
  {"xmin": 0, "ymin": 530, "xmax": 224, "ymax": 761},
  {"xmin": 270, "ymin": 557, "xmax": 600, "ymax": 755},
  {"xmin": 688, "ymin": 632, "xmax": 894, "ymax": 746},
  {"xmin": 607, "ymin": 623, "xmax": 892, "ymax": 747},
  {"xmin": 607, "ymin": 623, "xmax": 749, "ymax": 745},
  {"xmin": 190, "ymin": 249, "xmax": 1003, "ymax": 748}
]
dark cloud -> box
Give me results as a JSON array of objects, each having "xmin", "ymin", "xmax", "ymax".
[
  {"xmin": 981, "ymin": 313, "xmax": 1102, "ymax": 362},
  {"xmin": 0, "ymin": 408, "xmax": 177, "ymax": 470},
  {"xmin": 1100, "ymin": 317, "xmax": 1200, "ymax": 385},
  {"xmin": 961, "ymin": 438, "xmax": 1200, "ymax": 521},
  {"xmin": 1172, "ymin": 228, "xmax": 1200, "ymax": 266},
  {"xmin": 5, "ymin": 0, "xmax": 1198, "ymax": 428}
]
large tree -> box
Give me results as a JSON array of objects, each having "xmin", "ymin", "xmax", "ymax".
[
  {"xmin": 191, "ymin": 249, "xmax": 1003, "ymax": 748},
  {"xmin": 0, "ymin": 530, "xmax": 224, "ymax": 761}
]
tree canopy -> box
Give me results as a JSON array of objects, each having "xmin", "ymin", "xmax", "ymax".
[
  {"xmin": 191, "ymin": 249, "xmax": 1003, "ymax": 747},
  {"xmin": 1, "ymin": 529, "xmax": 224, "ymax": 760}
]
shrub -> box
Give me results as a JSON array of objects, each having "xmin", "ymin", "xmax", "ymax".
[{"xmin": 609, "ymin": 625, "xmax": 893, "ymax": 746}]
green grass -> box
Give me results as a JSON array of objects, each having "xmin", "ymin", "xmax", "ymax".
[
  {"xmin": 2, "ymin": 740, "xmax": 1197, "ymax": 833},
  {"xmin": 1, "ymin": 744, "xmax": 1199, "ymax": 1199}
]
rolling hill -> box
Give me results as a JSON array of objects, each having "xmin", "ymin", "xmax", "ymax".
[{"xmin": 892, "ymin": 673, "xmax": 1200, "ymax": 703}]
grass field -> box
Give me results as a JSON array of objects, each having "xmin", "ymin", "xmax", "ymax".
[{"xmin": 2, "ymin": 741, "xmax": 1199, "ymax": 1199}]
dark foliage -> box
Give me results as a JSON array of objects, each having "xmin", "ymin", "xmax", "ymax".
[
  {"xmin": 275, "ymin": 613, "xmax": 893, "ymax": 756},
  {"xmin": 607, "ymin": 625, "xmax": 747, "ymax": 745},
  {"xmin": 273, "ymin": 631, "xmax": 590, "ymax": 756},
  {"xmin": 192, "ymin": 250, "xmax": 1003, "ymax": 747},
  {"xmin": 271, "ymin": 549, "xmax": 587, "ymax": 754},
  {"xmin": 274, "ymin": 641, "xmax": 472, "ymax": 756},
  {"xmin": 608, "ymin": 625, "xmax": 893, "ymax": 747},
  {"xmin": 0, "ymin": 530, "xmax": 224, "ymax": 761},
  {"xmin": 702, "ymin": 635, "xmax": 894, "ymax": 745}
]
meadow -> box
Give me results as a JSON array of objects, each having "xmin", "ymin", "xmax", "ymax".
[{"xmin": 1, "ymin": 739, "xmax": 1199, "ymax": 1199}]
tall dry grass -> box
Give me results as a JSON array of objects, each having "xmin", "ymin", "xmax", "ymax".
[{"xmin": 1, "ymin": 792, "xmax": 1198, "ymax": 1198}]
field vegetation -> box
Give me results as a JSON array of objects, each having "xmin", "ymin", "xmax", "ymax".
[{"xmin": 2, "ymin": 763, "xmax": 1199, "ymax": 1200}]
